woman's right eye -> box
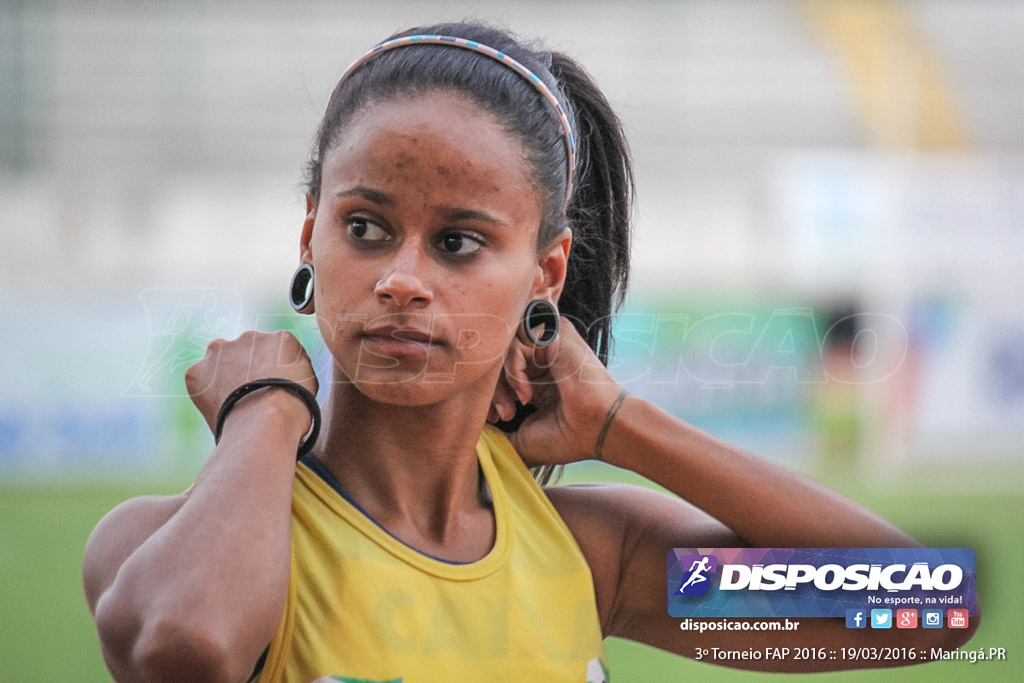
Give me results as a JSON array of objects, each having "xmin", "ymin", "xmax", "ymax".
[{"xmin": 347, "ymin": 218, "xmax": 390, "ymax": 242}]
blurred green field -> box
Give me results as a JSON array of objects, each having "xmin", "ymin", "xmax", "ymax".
[{"xmin": 1, "ymin": 476, "xmax": 1020, "ymax": 682}]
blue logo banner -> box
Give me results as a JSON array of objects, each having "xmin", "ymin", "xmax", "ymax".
[{"xmin": 667, "ymin": 548, "xmax": 976, "ymax": 618}]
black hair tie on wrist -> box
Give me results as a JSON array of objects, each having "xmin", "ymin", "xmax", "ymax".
[{"xmin": 214, "ymin": 378, "xmax": 321, "ymax": 460}]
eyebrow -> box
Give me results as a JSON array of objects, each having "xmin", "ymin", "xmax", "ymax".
[
  {"xmin": 438, "ymin": 206, "xmax": 508, "ymax": 228},
  {"xmin": 335, "ymin": 186, "xmax": 509, "ymax": 228},
  {"xmin": 334, "ymin": 186, "xmax": 395, "ymax": 206}
]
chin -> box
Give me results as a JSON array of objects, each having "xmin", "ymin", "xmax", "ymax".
[
  {"xmin": 354, "ymin": 377, "xmax": 453, "ymax": 408},
  {"xmin": 334, "ymin": 358, "xmax": 501, "ymax": 411}
]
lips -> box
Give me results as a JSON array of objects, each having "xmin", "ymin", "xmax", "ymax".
[
  {"xmin": 359, "ymin": 324, "xmax": 443, "ymax": 355},
  {"xmin": 362, "ymin": 325, "xmax": 437, "ymax": 343}
]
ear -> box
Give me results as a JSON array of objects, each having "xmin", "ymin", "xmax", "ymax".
[
  {"xmin": 300, "ymin": 193, "xmax": 317, "ymax": 262},
  {"xmin": 531, "ymin": 228, "xmax": 572, "ymax": 303}
]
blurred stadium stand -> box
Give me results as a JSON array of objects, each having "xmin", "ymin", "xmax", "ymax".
[{"xmin": 1, "ymin": 0, "xmax": 1022, "ymax": 480}]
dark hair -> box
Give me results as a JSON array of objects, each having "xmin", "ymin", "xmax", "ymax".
[{"xmin": 306, "ymin": 23, "xmax": 634, "ymax": 477}]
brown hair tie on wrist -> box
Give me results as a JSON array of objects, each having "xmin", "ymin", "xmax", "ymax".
[
  {"xmin": 594, "ymin": 389, "xmax": 628, "ymax": 461},
  {"xmin": 214, "ymin": 378, "xmax": 321, "ymax": 460}
]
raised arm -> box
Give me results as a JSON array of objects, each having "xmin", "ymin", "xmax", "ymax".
[
  {"xmin": 497, "ymin": 321, "xmax": 978, "ymax": 672},
  {"xmin": 82, "ymin": 331, "xmax": 315, "ymax": 682}
]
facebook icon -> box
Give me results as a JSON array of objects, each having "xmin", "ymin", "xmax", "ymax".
[{"xmin": 845, "ymin": 609, "xmax": 867, "ymax": 629}]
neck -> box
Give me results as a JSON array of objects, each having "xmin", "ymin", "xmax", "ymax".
[{"xmin": 314, "ymin": 367, "xmax": 499, "ymax": 560}]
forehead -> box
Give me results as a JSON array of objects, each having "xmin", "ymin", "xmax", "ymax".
[{"xmin": 321, "ymin": 92, "xmax": 539, "ymax": 211}]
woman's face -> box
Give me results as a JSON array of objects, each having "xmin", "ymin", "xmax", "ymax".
[{"xmin": 303, "ymin": 91, "xmax": 567, "ymax": 406}]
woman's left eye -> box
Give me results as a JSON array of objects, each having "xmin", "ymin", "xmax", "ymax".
[{"xmin": 438, "ymin": 232, "xmax": 483, "ymax": 256}]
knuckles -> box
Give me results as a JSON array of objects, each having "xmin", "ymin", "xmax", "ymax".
[{"xmin": 185, "ymin": 331, "xmax": 314, "ymax": 399}]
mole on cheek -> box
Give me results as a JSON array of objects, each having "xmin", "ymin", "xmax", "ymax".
[{"xmin": 392, "ymin": 152, "xmax": 414, "ymax": 171}]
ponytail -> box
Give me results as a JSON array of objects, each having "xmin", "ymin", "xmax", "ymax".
[
  {"xmin": 523, "ymin": 54, "xmax": 635, "ymax": 485},
  {"xmin": 550, "ymin": 53, "xmax": 634, "ymax": 366}
]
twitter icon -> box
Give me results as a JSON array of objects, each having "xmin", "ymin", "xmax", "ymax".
[{"xmin": 870, "ymin": 609, "xmax": 892, "ymax": 629}]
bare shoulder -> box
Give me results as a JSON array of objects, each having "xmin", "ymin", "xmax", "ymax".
[
  {"xmin": 544, "ymin": 482, "xmax": 740, "ymax": 634},
  {"xmin": 545, "ymin": 482, "xmax": 736, "ymax": 549},
  {"xmin": 83, "ymin": 493, "xmax": 189, "ymax": 613}
]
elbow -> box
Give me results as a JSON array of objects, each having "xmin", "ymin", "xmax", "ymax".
[
  {"xmin": 134, "ymin": 618, "xmax": 244, "ymax": 683},
  {"xmin": 95, "ymin": 591, "xmax": 250, "ymax": 683},
  {"xmin": 94, "ymin": 588, "xmax": 143, "ymax": 680}
]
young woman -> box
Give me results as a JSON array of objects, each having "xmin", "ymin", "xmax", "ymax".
[{"xmin": 83, "ymin": 22, "xmax": 977, "ymax": 682}]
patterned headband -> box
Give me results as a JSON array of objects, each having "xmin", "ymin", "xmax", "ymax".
[{"xmin": 336, "ymin": 34, "xmax": 577, "ymax": 209}]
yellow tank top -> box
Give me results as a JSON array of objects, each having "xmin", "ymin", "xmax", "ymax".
[{"xmin": 257, "ymin": 425, "xmax": 609, "ymax": 683}]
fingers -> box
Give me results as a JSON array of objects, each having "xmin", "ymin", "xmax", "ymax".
[
  {"xmin": 240, "ymin": 330, "xmax": 318, "ymax": 393},
  {"xmin": 185, "ymin": 330, "xmax": 318, "ymax": 430},
  {"xmin": 505, "ymin": 319, "xmax": 627, "ymax": 465},
  {"xmin": 524, "ymin": 318, "xmax": 604, "ymax": 385},
  {"xmin": 503, "ymin": 345, "xmax": 533, "ymax": 405},
  {"xmin": 489, "ymin": 373, "xmax": 518, "ymax": 423},
  {"xmin": 498, "ymin": 319, "xmax": 598, "ymax": 411}
]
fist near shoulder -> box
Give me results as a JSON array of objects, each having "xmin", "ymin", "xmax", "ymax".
[{"xmin": 185, "ymin": 330, "xmax": 318, "ymax": 432}]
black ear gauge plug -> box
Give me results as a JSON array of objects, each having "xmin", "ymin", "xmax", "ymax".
[
  {"xmin": 289, "ymin": 263, "xmax": 315, "ymax": 312},
  {"xmin": 518, "ymin": 299, "xmax": 559, "ymax": 346}
]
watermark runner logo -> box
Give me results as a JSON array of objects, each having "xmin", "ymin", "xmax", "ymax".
[
  {"xmin": 667, "ymin": 548, "xmax": 976, "ymax": 619},
  {"xmin": 677, "ymin": 555, "xmax": 718, "ymax": 595}
]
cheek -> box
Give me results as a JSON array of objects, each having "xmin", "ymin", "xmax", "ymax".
[
  {"xmin": 309, "ymin": 219, "xmax": 366, "ymax": 291},
  {"xmin": 444, "ymin": 316, "xmax": 513, "ymax": 369},
  {"xmin": 455, "ymin": 277, "xmax": 532, "ymax": 350},
  {"xmin": 308, "ymin": 249, "xmax": 369, "ymax": 344}
]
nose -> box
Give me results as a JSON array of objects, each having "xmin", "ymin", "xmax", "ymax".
[{"xmin": 374, "ymin": 244, "xmax": 434, "ymax": 308}]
